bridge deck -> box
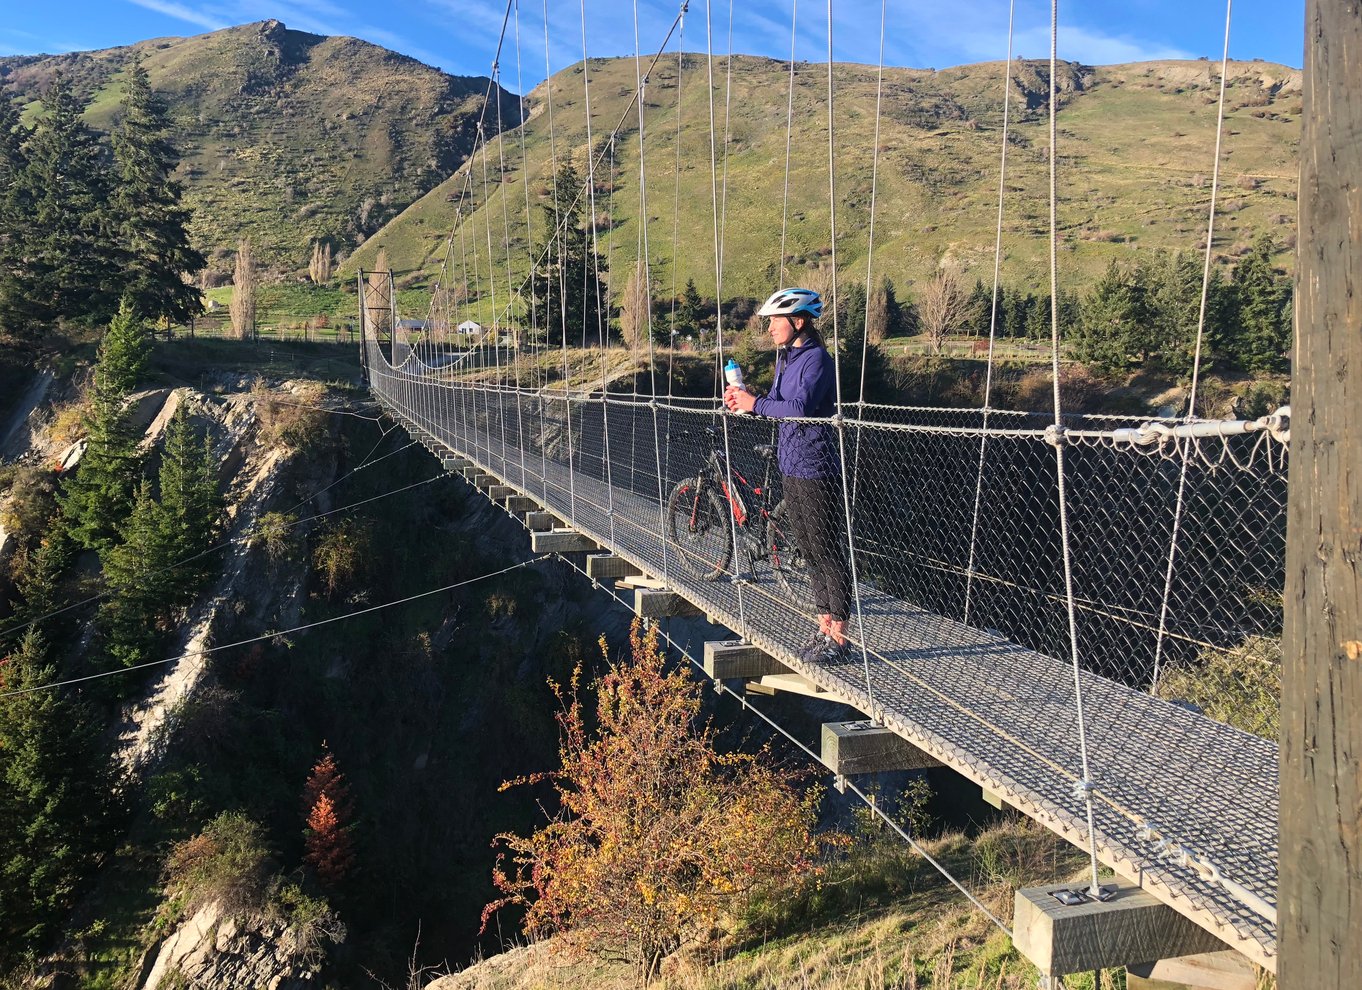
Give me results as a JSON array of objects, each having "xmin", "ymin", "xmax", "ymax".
[{"xmin": 373, "ymin": 378, "xmax": 1278, "ymax": 969}]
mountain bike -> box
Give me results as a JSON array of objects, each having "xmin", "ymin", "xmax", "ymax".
[{"xmin": 665, "ymin": 425, "xmax": 808, "ymax": 594}]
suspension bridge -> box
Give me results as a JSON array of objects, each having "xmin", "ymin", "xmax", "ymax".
[{"xmin": 347, "ymin": 0, "xmax": 1318, "ymax": 982}]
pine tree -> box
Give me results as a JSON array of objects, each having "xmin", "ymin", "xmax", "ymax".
[
  {"xmin": 100, "ymin": 481, "xmax": 176, "ymax": 670},
  {"xmin": 111, "ymin": 60, "xmax": 205, "ymax": 327},
  {"xmin": 95, "ymin": 300, "xmax": 152, "ymax": 398},
  {"xmin": 1072, "ymin": 259, "xmax": 1151, "ymax": 371},
  {"xmin": 0, "ymin": 629, "xmax": 119, "ymax": 951},
  {"xmin": 304, "ymin": 793, "xmax": 355, "ymax": 889},
  {"xmin": 1224, "ymin": 234, "xmax": 1293, "ymax": 372},
  {"xmin": 157, "ymin": 407, "xmax": 222, "ymax": 595},
  {"xmin": 302, "ymin": 745, "xmax": 355, "ymax": 890},
  {"xmin": 59, "ymin": 389, "xmax": 141, "ymax": 552},
  {"xmin": 531, "ymin": 163, "xmax": 605, "ymax": 346},
  {"xmin": 301, "ymin": 744, "xmax": 355, "ymax": 824},
  {"xmin": 0, "ymin": 86, "xmax": 31, "ymax": 342},
  {"xmin": 0, "ymin": 74, "xmax": 117, "ymax": 336},
  {"xmin": 674, "ymin": 278, "xmax": 703, "ymax": 340}
]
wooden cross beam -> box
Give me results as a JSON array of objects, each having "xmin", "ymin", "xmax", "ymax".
[
  {"xmin": 703, "ymin": 640, "xmax": 788, "ymax": 680},
  {"xmin": 530, "ymin": 529, "xmax": 599, "ymax": 553},
  {"xmin": 504, "ymin": 496, "xmax": 538, "ymax": 513},
  {"xmin": 585, "ymin": 554, "xmax": 643, "ymax": 580},
  {"xmin": 820, "ymin": 720, "xmax": 942, "ymax": 775},
  {"xmin": 634, "ymin": 588, "xmax": 702, "ymax": 618},
  {"xmin": 1012, "ymin": 883, "xmax": 1226, "ymax": 978}
]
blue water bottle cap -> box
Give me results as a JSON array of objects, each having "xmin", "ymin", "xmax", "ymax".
[{"xmin": 725, "ymin": 358, "xmax": 739, "ymax": 370}]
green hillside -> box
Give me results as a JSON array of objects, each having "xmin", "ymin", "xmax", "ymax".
[
  {"xmin": 0, "ymin": 20, "xmax": 518, "ymax": 277},
  {"xmin": 346, "ymin": 54, "xmax": 1299, "ymax": 318}
]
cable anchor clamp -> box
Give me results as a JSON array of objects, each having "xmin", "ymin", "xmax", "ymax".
[
  {"xmin": 1044, "ymin": 424, "xmax": 1068, "ymax": 448},
  {"xmin": 1071, "ymin": 778, "xmax": 1095, "ymax": 802}
]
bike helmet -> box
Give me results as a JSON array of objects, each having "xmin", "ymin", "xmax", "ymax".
[{"xmin": 757, "ymin": 287, "xmax": 823, "ymax": 320}]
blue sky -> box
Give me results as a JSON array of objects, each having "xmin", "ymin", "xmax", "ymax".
[{"xmin": 0, "ymin": 1, "xmax": 1305, "ymax": 91}]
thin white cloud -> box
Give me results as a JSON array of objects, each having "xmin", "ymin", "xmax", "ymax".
[
  {"xmin": 126, "ymin": 0, "xmax": 228, "ymax": 32},
  {"xmin": 1015, "ymin": 24, "xmax": 1196, "ymax": 64}
]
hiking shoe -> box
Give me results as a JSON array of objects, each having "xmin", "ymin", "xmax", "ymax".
[
  {"xmin": 816, "ymin": 639, "xmax": 853, "ymax": 664},
  {"xmin": 798, "ymin": 631, "xmax": 829, "ymax": 664}
]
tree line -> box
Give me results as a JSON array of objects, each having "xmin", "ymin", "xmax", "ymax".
[
  {"xmin": 513, "ymin": 162, "xmax": 1291, "ymax": 379},
  {"xmin": 0, "ymin": 305, "xmax": 222, "ymax": 953},
  {"xmin": 0, "ymin": 65, "xmax": 203, "ymax": 343}
]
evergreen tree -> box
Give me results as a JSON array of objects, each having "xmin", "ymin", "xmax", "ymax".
[
  {"xmin": 302, "ymin": 744, "xmax": 355, "ymax": 891},
  {"xmin": 674, "ymin": 278, "xmax": 703, "ymax": 340},
  {"xmin": 100, "ymin": 481, "xmax": 175, "ymax": 670},
  {"xmin": 1223, "ymin": 235, "xmax": 1293, "ymax": 372},
  {"xmin": 95, "ymin": 300, "xmax": 152, "ymax": 398},
  {"xmin": 157, "ymin": 407, "xmax": 222, "ymax": 594},
  {"xmin": 966, "ymin": 278, "xmax": 992, "ymax": 336},
  {"xmin": 836, "ymin": 281, "xmax": 869, "ymax": 401},
  {"xmin": 111, "ymin": 60, "xmax": 205, "ymax": 327},
  {"xmin": 0, "ymin": 629, "xmax": 119, "ymax": 951},
  {"xmin": 0, "ymin": 87, "xmax": 31, "ymax": 341},
  {"xmin": 1071, "ymin": 260, "xmax": 1152, "ymax": 371},
  {"xmin": 0, "ymin": 74, "xmax": 117, "ymax": 336},
  {"xmin": 59, "ymin": 390, "xmax": 141, "ymax": 552},
  {"xmin": 1141, "ymin": 250, "xmax": 1203, "ymax": 369},
  {"xmin": 1006, "ymin": 290, "xmax": 1033, "ymax": 342},
  {"xmin": 531, "ymin": 163, "xmax": 605, "ymax": 346}
]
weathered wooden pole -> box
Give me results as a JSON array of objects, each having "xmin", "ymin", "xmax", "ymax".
[{"xmin": 1280, "ymin": 3, "xmax": 1361, "ymax": 986}]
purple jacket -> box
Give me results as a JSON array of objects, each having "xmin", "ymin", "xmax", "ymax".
[{"xmin": 753, "ymin": 341, "xmax": 840, "ymax": 479}]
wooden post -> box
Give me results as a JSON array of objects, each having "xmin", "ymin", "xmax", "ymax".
[{"xmin": 1281, "ymin": 5, "xmax": 1362, "ymax": 987}]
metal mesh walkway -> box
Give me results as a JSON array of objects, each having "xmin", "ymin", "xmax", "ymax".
[{"xmin": 367, "ymin": 349, "xmax": 1280, "ymax": 967}]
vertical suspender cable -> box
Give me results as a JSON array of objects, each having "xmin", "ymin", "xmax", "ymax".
[
  {"xmin": 494, "ymin": 63, "xmax": 529, "ymax": 490},
  {"xmin": 964, "ymin": 0, "xmax": 1017, "ymax": 625},
  {"xmin": 579, "ymin": 0, "xmax": 619, "ymax": 548},
  {"xmin": 707, "ymin": 0, "xmax": 750, "ymax": 631},
  {"xmin": 778, "ymin": 0, "xmax": 798, "ymax": 284},
  {"xmin": 847, "ymin": 0, "xmax": 887, "ymax": 513},
  {"xmin": 1150, "ymin": 0, "xmax": 1234, "ymax": 694},
  {"xmin": 822, "ymin": 0, "xmax": 876, "ymax": 716},
  {"xmin": 638, "ymin": 1, "xmax": 679, "ymax": 583},
  {"xmin": 543, "ymin": 0, "xmax": 578, "ymax": 527},
  {"xmin": 1046, "ymin": 0, "xmax": 1102, "ymax": 898}
]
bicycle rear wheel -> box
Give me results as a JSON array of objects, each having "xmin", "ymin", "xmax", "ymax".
[
  {"xmin": 767, "ymin": 499, "xmax": 810, "ymax": 598},
  {"xmin": 666, "ymin": 479, "xmax": 732, "ymax": 580}
]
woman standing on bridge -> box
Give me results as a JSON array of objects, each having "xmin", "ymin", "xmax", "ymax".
[{"xmin": 724, "ymin": 288, "xmax": 852, "ymax": 661}]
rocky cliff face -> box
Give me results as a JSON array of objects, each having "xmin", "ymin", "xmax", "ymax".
[{"xmin": 133, "ymin": 900, "xmax": 334, "ymax": 990}]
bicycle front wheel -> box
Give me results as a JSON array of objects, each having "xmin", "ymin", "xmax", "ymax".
[{"xmin": 666, "ymin": 479, "xmax": 732, "ymax": 580}]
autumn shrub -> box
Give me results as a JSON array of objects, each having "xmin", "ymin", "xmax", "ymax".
[
  {"xmin": 164, "ymin": 812, "xmax": 272, "ymax": 917},
  {"xmin": 484, "ymin": 620, "xmax": 826, "ymax": 974}
]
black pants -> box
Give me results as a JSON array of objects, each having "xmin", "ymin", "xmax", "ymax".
[{"xmin": 783, "ymin": 475, "xmax": 852, "ymax": 622}]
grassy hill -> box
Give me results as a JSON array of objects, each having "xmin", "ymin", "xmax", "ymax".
[
  {"xmin": 0, "ymin": 20, "xmax": 519, "ymax": 277},
  {"xmin": 346, "ymin": 54, "xmax": 1299, "ymax": 319}
]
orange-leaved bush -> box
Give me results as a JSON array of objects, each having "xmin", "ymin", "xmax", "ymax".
[
  {"xmin": 483, "ymin": 619, "xmax": 825, "ymax": 972},
  {"xmin": 302, "ymin": 744, "xmax": 355, "ymax": 889}
]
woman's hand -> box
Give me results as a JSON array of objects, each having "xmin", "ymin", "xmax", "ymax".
[{"xmin": 724, "ymin": 385, "xmax": 758, "ymax": 414}]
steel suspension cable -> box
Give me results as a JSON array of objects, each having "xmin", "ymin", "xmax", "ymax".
[
  {"xmin": 1046, "ymin": 0, "xmax": 1102, "ymax": 898},
  {"xmin": 964, "ymin": 0, "xmax": 1018, "ymax": 625},
  {"xmin": 1150, "ymin": 0, "xmax": 1235, "ymax": 695},
  {"xmin": 704, "ymin": 0, "xmax": 750, "ymax": 634},
  {"xmin": 636, "ymin": 0, "xmax": 674, "ymax": 585},
  {"xmin": 778, "ymin": 0, "xmax": 798, "ymax": 284},
  {"xmin": 819, "ymin": 0, "xmax": 877, "ymax": 718},
  {"xmin": 578, "ymin": 0, "xmax": 620, "ymax": 548}
]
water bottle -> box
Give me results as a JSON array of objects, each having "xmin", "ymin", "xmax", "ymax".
[{"xmin": 724, "ymin": 359, "xmax": 748, "ymax": 414}]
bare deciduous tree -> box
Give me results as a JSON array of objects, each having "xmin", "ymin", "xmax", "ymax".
[
  {"xmin": 866, "ymin": 281, "xmax": 890, "ymax": 345},
  {"xmin": 917, "ymin": 268, "xmax": 974, "ymax": 354},
  {"xmin": 309, "ymin": 240, "xmax": 332, "ymax": 284},
  {"xmin": 618, "ymin": 259, "xmax": 651, "ymax": 352},
  {"xmin": 229, "ymin": 237, "xmax": 255, "ymax": 340}
]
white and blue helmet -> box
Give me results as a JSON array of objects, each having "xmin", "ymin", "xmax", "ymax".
[{"xmin": 757, "ymin": 287, "xmax": 823, "ymax": 320}]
